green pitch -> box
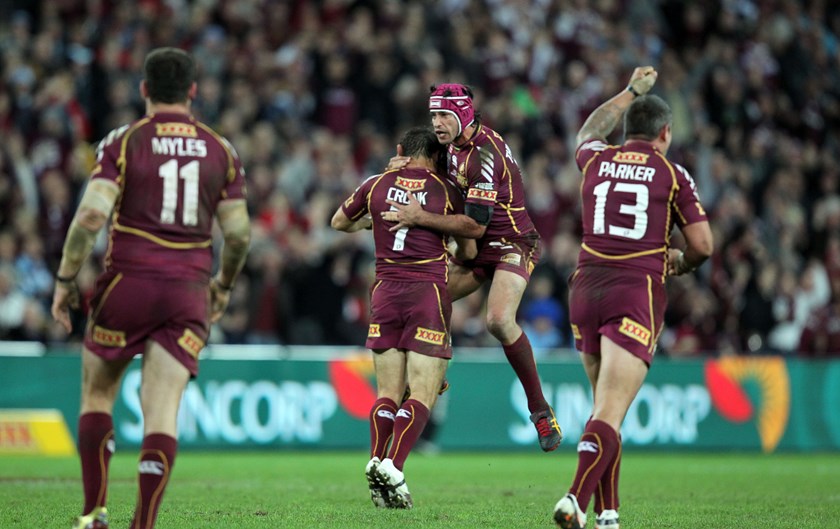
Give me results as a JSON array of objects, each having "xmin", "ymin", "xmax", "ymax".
[{"xmin": 1, "ymin": 451, "xmax": 838, "ymax": 528}]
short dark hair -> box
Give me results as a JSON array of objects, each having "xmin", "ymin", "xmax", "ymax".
[
  {"xmin": 623, "ymin": 95, "xmax": 672, "ymax": 140},
  {"xmin": 399, "ymin": 126, "xmax": 444, "ymax": 160},
  {"xmin": 143, "ymin": 47, "xmax": 196, "ymax": 104}
]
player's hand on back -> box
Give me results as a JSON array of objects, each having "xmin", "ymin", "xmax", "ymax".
[
  {"xmin": 385, "ymin": 143, "xmax": 411, "ymax": 172},
  {"xmin": 382, "ymin": 192, "xmax": 423, "ymax": 232}
]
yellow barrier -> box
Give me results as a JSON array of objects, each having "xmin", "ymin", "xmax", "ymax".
[{"xmin": 0, "ymin": 409, "xmax": 76, "ymax": 456}]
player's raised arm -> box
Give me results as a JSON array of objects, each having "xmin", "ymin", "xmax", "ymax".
[
  {"xmin": 210, "ymin": 198, "xmax": 251, "ymax": 323},
  {"xmin": 51, "ymin": 179, "xmax": 120, "ymax": 332},
  {"xmin": 577, "ymin": 66, "xmax": 658, "ymax": 146}
]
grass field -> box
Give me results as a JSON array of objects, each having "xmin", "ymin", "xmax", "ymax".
[{"xmin": 1, "ymin": 450, "xmax": 838, "ymax": 528}]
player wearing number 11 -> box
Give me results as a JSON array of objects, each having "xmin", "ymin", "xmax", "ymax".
[
  {"xmin": 552, "ymin": 66, "xmax": 713, "ymax": 529},
  {"xmin": 51, "ymin": 47, "xmax": 250, "ymax": 529}
]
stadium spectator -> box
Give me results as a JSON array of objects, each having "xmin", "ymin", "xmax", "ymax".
[
  {"xmin": 331, "ymin": 126, "xmax": 475, "ymax": 509},
  {"xmin": 50, "ymin": 48, "xmax": 250, "ymax": 529},
  {"xmin": 552, "ymin": 67, "xmax": 713, "ymax": 529},
  {"xmin": 383, "ymin": 83, "xmax": 563, "ymax": 452},
  {"xmin": 0, "ymin": 1, "xmax": 835, "ymax": 355}
]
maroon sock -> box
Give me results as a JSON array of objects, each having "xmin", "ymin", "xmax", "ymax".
[
  {"xmin": 595, "ymin": 434, "xmax": 622, "ymax": 514},
  {"xmin": 369, "ymin": 397, "xmax": 397, "ymax": 459},
  {"xmin": 569, "ymin": 419, "xmax": 619, "ymax": 512},
  {"xmin": 502, "ymin": 332, "xmax": 548, "ymax": 413},
  {"xmin": 386, "ymin": 399, "xmax": 430, "ymax": 471},
  {"xmin": 130, "ymin": 433, "xmax": 177, "ymax": 529},
  {"xmin": 78, "ymin": 412, "xmax": 115, "ymax": 514}
]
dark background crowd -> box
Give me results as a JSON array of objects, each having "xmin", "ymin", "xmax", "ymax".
[{"xmin": 0, "ymin": 0, "xmax": 838, "ymax": 358}]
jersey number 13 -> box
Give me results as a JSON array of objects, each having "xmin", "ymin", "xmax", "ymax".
[{"xmin": 592, "ymin": 181, "xmax": 649, "ymax": 240}]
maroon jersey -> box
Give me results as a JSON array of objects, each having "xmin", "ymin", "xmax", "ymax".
[
  {"xmin": 342, "ymin": 167, "xmax": 462, "ymax": 283},
  {"xmin": 574, "ymin": 139, "xmax": 707, "ymax": 280},
  {"xmin": 92, "ymin": 112, "xmax": 246, "ymax": 282},
  {"xmin": 445, "ymin": 125, "xmax": 537, "ymax": 241}
]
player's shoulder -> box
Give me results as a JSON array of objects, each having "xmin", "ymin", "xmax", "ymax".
[
  {"xmin": 576, "ymin": 138, "xmax": 610, "ymax": 155},
  {"xmin": 192, "ymin": 120, "xmax": 240, "ymax": 158},
  {"xmin": 97, "ymin": 119, "xmax": 149, "ymax": 152}
]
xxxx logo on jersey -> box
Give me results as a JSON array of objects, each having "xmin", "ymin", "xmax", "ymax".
[
  {"xmin": 395, "ymin": 177, "xmax": 425, "ymax": 191},
  {"xmin": 613, "ymin": 151, "xmax": 649, "ymax": 164},
  {"xmin": 467, "ymin": 188, "xmax": 498, "ymax": 202},
  {"xmin": 704, "ymin": 357, "xmax": 790, "ymax": 453}
]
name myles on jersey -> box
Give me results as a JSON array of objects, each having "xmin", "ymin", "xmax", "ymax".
[{"xmin": 151, "ymin": 137, "xmax": 208, "ymax": 157}]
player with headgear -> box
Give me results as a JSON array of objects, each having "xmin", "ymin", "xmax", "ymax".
[{"xmin": 383, "ymin": 82, "xmax": 563, "ymax": 452}]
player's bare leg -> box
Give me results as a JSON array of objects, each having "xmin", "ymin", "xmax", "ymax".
[
  {"xmin": 374, "ymin": 351, "xmax": 447, "ymax": 509},
  {"xmin": 130, "ymin": 340, "xmax": 190, "ymax": 529},
  {"xmin": 487, "ymin": 270, "xmax": 561, "ymax": 451},
  {"xmin": 558, "ymin": 338, "xmax": 644, "ymax": 527},
  {"xmin": 366, "ymin": 348, "xmax": 407, "ymax": 507},
  {"xmin": 74, "ymin": 348, "xmax": 132, "ymax": 529}
]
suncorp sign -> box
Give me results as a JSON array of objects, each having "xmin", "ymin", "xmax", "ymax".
[
  {"xmin": 509, "ymin": 380, "xmax": 711, "ymax": 446},
  {"xmin": 118, "ymin": 370, "xmax": 338, "ymax": 445}
]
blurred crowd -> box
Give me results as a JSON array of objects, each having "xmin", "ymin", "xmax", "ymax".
[{"xmin": 0, "ymin": 0, "xmax": 839, "ymax": 358}]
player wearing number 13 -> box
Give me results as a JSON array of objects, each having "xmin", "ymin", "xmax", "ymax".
[
  {"xmin": 51, "ymin": 48, "xmax": 250, "ymax": 529},
  {"xmin": 552, "ymin": 67, "xmax": 713, "ymax": 529}
]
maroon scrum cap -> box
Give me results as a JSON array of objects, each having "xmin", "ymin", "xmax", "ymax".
[{"xmin": 429, "ymin": 83, "xmax": 474, "ymax": 137}]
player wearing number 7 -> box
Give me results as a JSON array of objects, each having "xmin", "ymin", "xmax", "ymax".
[
  {"xmin": 51, "ymin": 48, "xmax": 250, "ymax": 529},
  {"xmin": 552, "ymin": 67, "xmax": 713, "ymax": 529}
]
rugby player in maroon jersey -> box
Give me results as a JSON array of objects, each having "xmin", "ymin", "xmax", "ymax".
[
  {"xmin": 552, "ymin": 67, "xmax": 713, "ymax": 529},
  {"xmin": 383, "ymin": 84, "xmax": 563, "ymax": 452},
  {"xmin": 332, "ymin": 126, "xmax": 475, "ymax": 509},
  {"xmin": 52, "ymin": 48, "xmax": 250, "ymax": 529}
]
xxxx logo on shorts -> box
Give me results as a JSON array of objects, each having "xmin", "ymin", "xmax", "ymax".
[
  {"xmin": 368, "ymin": 324, "xmax": 381, "ymax": 338},
  {"xmin": 618, "ymin": 317, "xmax": 650, "ymax": 346},
  {"xmin": 467, "ymin": 188, "xmax": 498, "ymax": 201},
  {"xmin": 500, "ymin": 253, "xmax": 521, "ymax": 266},
  {"xmin": 395, "ymin": 177, "xmax": 426, "ymax": 191},
  {"xmin": 570, "ymin": 324, "xmax": 582, "ymax": 340},
  {"xmin": 415, "ymin": 327, "xmax": 445, "ymax": 345},
  {"xmin": 177, "ymin": 328, "xmax": 205, "ymax": 358},
  {"xmin": 92, "ymin": 325, "xmax": 127, "ymax": 347},
  {"xmin": 705, "ymin": 357, "xmax": 790, "ymax": 453},
  {"xmin": 155, "ymin": 123, "xmax": 197, "ymax": 137},
  {"xmin": 613, "ymin": 151, "xmax": 649, "ymax": 164}
]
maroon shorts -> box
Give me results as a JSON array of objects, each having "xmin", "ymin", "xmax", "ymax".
[
  {"xmin": 453, "ymin": 232, "xmax": 541, "ymax": 282},
  {"xmin": 568, "ymin": 265, "xmax": 666, "ymax": 366},
  {"xmin": 366, "ymin": 280, "xmax": 452, "ymax": 359},
  {"xmin": 83, "ymin": 271, "xmax": 210, "ymax": 377}
]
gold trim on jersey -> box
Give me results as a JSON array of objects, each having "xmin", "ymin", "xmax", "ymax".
[
  {"xmin": 581, "ymin": 243, "xmax": 666, "ymax": 260},
  {"xmin": 91, "ymin": 273, "xmax": 123, "ymax": 322},
  {"xmin": 177, "ymin": 328, "xmax": 204, "ymax": 358},
  {"xmin": 433, "ymin": 283, "xmax": 447, "ymax": 337},
  {"xmin": 195, "ymin": 121, "xmax": 236, "ymax": 182},
  {"xmin": 383, "ymin": 253, "xmax": 447, "ymax": 265},
  {"xmin": 113, "ymin": 221, "xmax": 212, "ymax": 249},
  {"xmin": 656, "ymin": 150, "xmax": 680, "ymax": 283},
  {"xmin": 647, "ymin": 275, "xmax": 656, "ymax": 354}
]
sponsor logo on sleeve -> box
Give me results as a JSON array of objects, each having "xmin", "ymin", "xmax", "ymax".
[
  {"xmin": 177, "ymin": 328, "xmax": 205, "ymax": 358},
  {"xmin": 155, "ymin": 123, "xmax": 198, "ymax": 137},
  {"xmin": 368, "ymin": 324, "xmax": 381, "ymax": 338},
  {"xmin": 619, "ymin": 317, "xmax": 651, "ymax": 346},
  {"xmin": 92, "ymin": 325, "xmax": 127, "ymax": 348},
  {"xmin": 395, "ymin": 177, "xmax": 426, "ymax": 191},
  {"xmin": 467, "ymin": 188, "xmax": 498, "ymax": 202},
  {"xmin": 415, "ymin": 327, "xmax": 445, "ymax": 345},
  {"xmin": 613, "ymin": 152, "xmax": 649, "ymax": 164}
]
